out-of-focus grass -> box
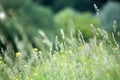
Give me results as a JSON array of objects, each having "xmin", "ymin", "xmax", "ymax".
[
  {"xmin": 0, "ymin": 1, "xmax": 120, "ymax": 80},
  {"xmin": 0, "ymin": 27, "xmax": 120, "ymax": 80}
]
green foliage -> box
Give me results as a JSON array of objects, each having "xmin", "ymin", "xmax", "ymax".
[
  {"xmin": 0, "ymin": 27, "xmax": 120, "ymax": 80},
  {"xmin": 39, "ymin": 0, "xmax": 107, "ymax": 12},
  {"xmin": 0, "ymin": 0, "xmax": 56, "ymax": 51},
  {"xmin": 53, "ymin": 0, "xmax": 76, "ymax": 11},
  {"xmin": 101, "ymin": 1, "xmax": 120, "ymax": 43},
  {"xmin": 0, "ymin": 0, "xmax": 30, "ymax": 10},
  {"xmin": 0, "ymin": 16, "xmax": 47, "ymax": 53},
  {"xmin": 0, "ymin": 18, "xmax": 22, "ymax": 51},
  {"xmin": 0, "ymin": 1, "xmax": 120, "ymax": 80},
  {"xmin": 101, "ymin": 1, "xmax": 120, "ymax": 31},
  {"xmin": 18, "ymin": 4, "xmax": 54, "ymax": 29},
  {"xmin": 54, "ymin": 8, "xmax": 100, "ymax": 40},
  {"xmin": 18, "ymin": 4, "xmax": 55, "ymax": 41}
]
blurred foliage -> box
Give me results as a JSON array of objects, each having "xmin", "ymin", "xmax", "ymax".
[
  {"xmin": 0, "ymin": 1, "xmax": 120, "ymax": 79},
  {"xmin": 0, "ymin": 19, "xmax": 20, "ymax": 52},
  {"xmin": 0, "ymin": 0, "xmax": 56, "ymax": 51},
  {"xmin": 18, "ymin": 3, "xmax": 54, "ymax": 30},
  {"xmin": 100, "ymin": 1, "xmax": 120, "ymax": 43},
  {"xmin": 0, "ymin": 22, "xmax": 120, "ymax": 80},
  {"xmin": 101, "ymin": 1, "xmax": 120, "ymax": 29},
  {"xmin": 54, "ymin": 0, "xmax": 106, "ymax": 11},
  {"xmin": 1, "ymin": 0, "xmax": 120, "ymax": 51},
  {"xmin": 54, "ymin": 8, "xmax": 100, "ymax": 41},
  {"xmin": 0, "ymin": 17, "xmax": 51, "ymax": 54},
  {"xmin": 17, "ymin": 3, "xmax": 55, "ymax": 41},
  {"xmin": 0, "ymin": 0, "xmax": 28, "ymax": 10},
  {"xmin": 34, "ymin": 0, "xmax": 107, "ymax": 12},
  {"xmin": 1, "ymin": 0, "xmax": 55, "ymax": 32}
]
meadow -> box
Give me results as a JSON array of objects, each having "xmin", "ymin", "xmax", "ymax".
[
  {"xmin": 0, "ymin": 1, "xmax": 120, "ymax": 80},
  {"xmin": 0, "ymin": 26, "xmax": 120, "ymax": 80}
]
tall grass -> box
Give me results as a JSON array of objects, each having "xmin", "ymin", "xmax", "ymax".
[
  {"xmin": 0, "ymin": 24, "xmax": 120, "ymax": 80},
  {"xmin": 0, "ymin": 4, "xmax": 120, "ymax": 80}
]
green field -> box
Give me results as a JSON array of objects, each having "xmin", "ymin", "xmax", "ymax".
[
  {"xmin": 0, "ymin": 28, "xmax": 120, "ymax": 80},
  {"xmin": 0, "ymin": 0, "xmax": 120, "ymax": 80}
]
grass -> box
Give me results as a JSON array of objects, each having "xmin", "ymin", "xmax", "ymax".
[{"xmin": 0, "ymin": 26, "xmax": 120, "ymax": 80}]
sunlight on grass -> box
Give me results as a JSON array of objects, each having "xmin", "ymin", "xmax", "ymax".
[{"xmin": 0, "ymin": 26, "xmax": 120, "ymax": 80}]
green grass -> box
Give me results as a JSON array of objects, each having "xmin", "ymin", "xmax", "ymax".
[{"xmin": 0, "ymin": 27, "xmax": 120, "ymax": 80}]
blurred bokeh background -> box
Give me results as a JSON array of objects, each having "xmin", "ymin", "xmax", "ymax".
[{"xmin": 0, "ymin": 0, "xmax": 120, "ymax": 51}]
